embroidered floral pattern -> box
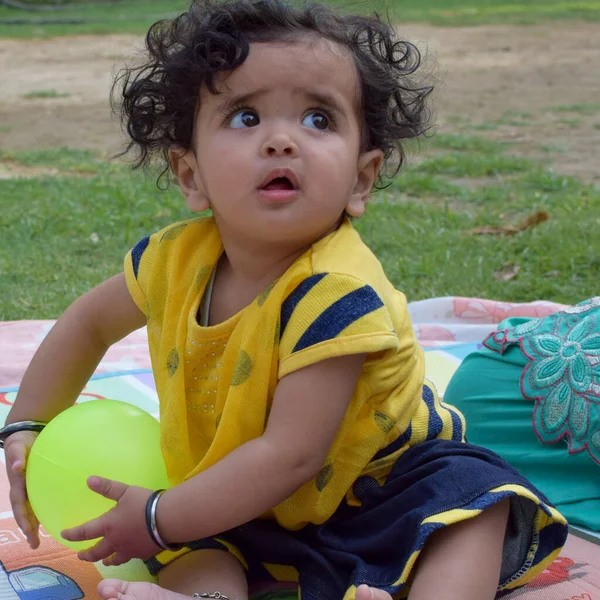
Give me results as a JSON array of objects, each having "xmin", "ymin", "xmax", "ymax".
[
  {"xmin": 483, "ymin": 298, "xmax": 600, "ymax": 464},
  {"xmin": 485, "ymin": 317, "xmax": 545, "ymax": 353},
  {"xmin": 563, "ymin": 296, "xmax": 600, "ymax": 315}
]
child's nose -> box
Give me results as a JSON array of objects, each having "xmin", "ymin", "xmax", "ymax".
[{"xmin": 261, "ymin": 132, "xmax": 298, "ymax": 157}]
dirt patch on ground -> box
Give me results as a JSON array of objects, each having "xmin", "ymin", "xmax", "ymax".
[{"xmin": 1, "ymin": 22, "xmax": 599, "ymax": 181}]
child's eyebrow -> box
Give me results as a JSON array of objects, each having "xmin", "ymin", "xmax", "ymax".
[
  {"xmin": 215, "ymin": 89, "xmax": 268, "ymax": 115},
  {"xmin": 302, "ymin": 91, "xmax": 346, "ymax": 117},
  {"xmin": 214, "ymin": 88, "xmax": 347, "ymax": 118}
]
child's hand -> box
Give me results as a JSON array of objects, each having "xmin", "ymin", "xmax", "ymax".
[
  {"xmin": 4, "ymin": 431, "xmax": 41, "ymax": 549},
  {"xmin": 61, "ymin": 476, "xmax": 161, "ymax": 566}
]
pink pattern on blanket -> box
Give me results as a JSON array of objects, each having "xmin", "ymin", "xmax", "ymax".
[
  {"xmin": 415, "ymin": 324, "xmax": 458, "ymax": 342},
  {"xmin": 410, "ymin": 298, "xmax": 567, "ymax": 347},
  {"xmin": 0, "ymin": 320, "xmax": 151, "ymax": 388},
  {"xmin": 452, "ymin": 297, "xmax": 565, "ymax": 323}
]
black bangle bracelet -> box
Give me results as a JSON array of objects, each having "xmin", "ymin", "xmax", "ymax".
[
  {"xmin": 144, "ymin": 489, "xmax": 183, "ymax": 552},
  {"xmin": 0, "ymin": 421, "xmax": 47, "ymax": 449}
]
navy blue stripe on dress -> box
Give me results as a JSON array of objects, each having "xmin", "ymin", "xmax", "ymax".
[
  {"xmin": 372, "ymin": 424, "xmax": 412, "ymax": 461},
  {"xmin": 280, "ymin": 273, "xmax": 328, "ymax": 336},
  {"xmin": 447, "ymin": 405, "xmax": 465, "ymax": 441},
  {"xmin": 422, "ymin": 384, "xmax": 444, "ymax": 441},
  {"xmin": 131, "ymin": 236, "xmax": 150, "ymax": 279},
  {"xmin": 293, "ymin": 285, "xmax": 384, "ymax": 353}
]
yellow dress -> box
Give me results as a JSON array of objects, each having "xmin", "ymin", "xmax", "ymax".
[{"xmin": 124, "ymin": 216, "xmax": 567, "ymax": 599}]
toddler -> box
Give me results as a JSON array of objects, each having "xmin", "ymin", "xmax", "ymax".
[{"xmin": 3, "ymin": 1, "xmax": 567, "ymax": 599}]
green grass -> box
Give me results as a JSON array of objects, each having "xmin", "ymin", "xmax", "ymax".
[
  {"xmin": 557, "ymin": 117, "xmax": 583, "ymax": 127},
  {"xmin": 0, "ymin": 147, "xmax": 111, "ymax": 173},
  {"xmin": 415, "ymin": 153, "xmax": 531, "ymax": 178},
  {"xmin": 1, "ymin": 0, "xmax": 599, "ymax": 38},
  {"xmin": 22, "ymin": 89, "xmax": 69, "ymax": 99},
  {"xmin": 390, "ymin": 171, "xmax": 467, "ymax": 198},
  {"xmin": 539, "ymin": 144, "xmax": 567, "ymax": 154},
  {"xmin": 471, "ymin": 122, "xmax": 501, "ymax": 132},
  {"xmin": 407, "ymin": 1, "xmax": 600, "ymax": 25},
  {"xmin": 356, "ymin": 189, "xmax": 600, "ymax": 302},
  {"xmin": 466, "ymin": 111, "xmax": 537, "ymax": 132},
  {"xmin": 421, "ymin": 133, "xmax": 506, "ymax": 153},
  {"xmin": 2, "ymin": 2, "xmax": 598, "ymax": 318},
  {"xmin": 2, "ymin": 131, "xmax": 598, "ymax": 320},
  {"xmin": 358, "ymin": 162, "xmax": 600, "ymax": 302},
  {"xmin": 548, "ymin": 103, "xmax": 600, "ymax": 115},
  {"xmin": 0, "ymin": 161, "xmax": 187, "ymax": 320},
  {"xmin": 0, "ymin": 1, "xmax": 188, "ymax": 38},
  {"xmin": 459, "ymin": 104, "xmax": 600, "ymax": 137}
]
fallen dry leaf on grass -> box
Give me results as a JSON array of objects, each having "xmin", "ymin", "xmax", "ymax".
[
  {"xmin": 469, "ymin": 210, "xmax": 548, "ymax": 235},
  {"xmin": 17, "ymin": 297, "xmax": 40, "ymax": 308},
  {"xmin": 494, "ymin": 263, "xmax": 521, "ymax": 281}
]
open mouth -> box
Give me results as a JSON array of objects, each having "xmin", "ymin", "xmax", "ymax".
[
  {"xmin": 262, "ymin": 177, "xmax": 295, "ymax": 191},
  {"xmin": 259, "ymin": 168, "xmax": 299, "ymax": 192},
  {"xmin": 258, "ymin": 169, "xmax": 299, "ymax": 202}
]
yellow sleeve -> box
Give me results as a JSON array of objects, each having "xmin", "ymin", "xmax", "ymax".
[
  {"xmin": 123, "ymin": 222, "xmax": 186, "ymax": 314},
  {"xmin": 124, "ymin": 236, "xmax": 152, "ymax": 314},
  {"xmin": 278, "ymin": 273, "xmax": 400, "ymax": 378},
  {"xmin": 124, "ymin": 217, "xmax": 219, "ymax": 317}
]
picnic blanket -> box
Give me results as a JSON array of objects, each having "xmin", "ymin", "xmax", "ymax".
[{"xmin": 1, "ymin": 296, "xmax": 599, "ymax": 600}]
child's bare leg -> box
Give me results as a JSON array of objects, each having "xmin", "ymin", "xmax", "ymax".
[
  {"xmin": 98, "ymin": 549, "xmax": 248, "ymax": 600},
  {"xmin": 408, "ymin": 499, "xmax": 509, "ymax": 599},
  {"xmin": 355, "ymin": 499, "xmax": 510, "ymax": 600},
  {"xmin": 161, "ymin": 549, "xmax": 248, "ymax": 598}
]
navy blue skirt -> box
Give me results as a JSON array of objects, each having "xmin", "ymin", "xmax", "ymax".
[{"xmin": 147, "ymin": 440, "xmax": 567, "ymax": 599}]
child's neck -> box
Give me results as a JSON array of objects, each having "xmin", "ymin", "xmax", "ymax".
[
  {"xmin": 206, "ymin": 217, "xmax": 342, "ymax": 324},
  {"xmin": 215, "ymin": 216, "xmax": 343, "ymax": 286},
  {"xmin": 220, "ymin": 237, "xmax": 309, "ymax": 292},
  {"xmin": 204, "ymin": 232, "xmax": 313, "ymax": 326}
]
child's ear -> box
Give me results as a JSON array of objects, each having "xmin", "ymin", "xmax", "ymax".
[
  {"xmin": 168, "ymin": 147, "xmax": 210, "ymax": 213},
  {"xmin": 346, "ymin": 149, "xmax": 384, "ymax": 217}
]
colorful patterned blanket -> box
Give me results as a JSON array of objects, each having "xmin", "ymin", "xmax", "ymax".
[{"xmin": 1, "ymin": 297, "xmax": 598, "ymax": 600}]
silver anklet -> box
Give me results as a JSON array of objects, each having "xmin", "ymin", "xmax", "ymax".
[{"xmin": 193, "ymin": 593, "xmax": 232, "ymax": 600}]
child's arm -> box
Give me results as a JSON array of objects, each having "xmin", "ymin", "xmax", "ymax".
[
  {"xmin": 157, "ymin": 352, "xmax": 366, "ymax": 543},
  {"xmin": 4, "ymin": 273, "xmax": 146, "ymax": 547},
  {"xmin": 6, "ymin": 274, "xmax": 146, "ymax": 423},
  {"xmin": 65, "ymin": 352, "xmax": 365, "ymax": 562}
]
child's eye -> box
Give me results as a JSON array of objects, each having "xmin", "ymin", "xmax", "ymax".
[
  {"xmin": 229, "ymin": 110, "xmax": 260, "ymax": 129},
  {"xmin": 301, "ymin": 111, "xmax": 330, "ymax": 131}
]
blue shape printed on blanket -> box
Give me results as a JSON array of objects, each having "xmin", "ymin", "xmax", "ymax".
[{"xmin": 0, "ymin": 560, "xmax": 83, "ymax": 600}]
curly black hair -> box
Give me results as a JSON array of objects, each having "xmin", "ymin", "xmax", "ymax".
[{"xmin": 113, "ymin": 0, "xmax": 434, "ymax": 183}]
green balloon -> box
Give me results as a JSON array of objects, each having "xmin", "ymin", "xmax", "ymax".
[{"xmin": 26, "ymin": 400, "xmax": 169, "ymax": 551}]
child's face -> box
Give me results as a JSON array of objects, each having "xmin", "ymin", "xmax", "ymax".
[{"xmin": 171, "ymin": 36, "xmax": 382, "ymax": 248}]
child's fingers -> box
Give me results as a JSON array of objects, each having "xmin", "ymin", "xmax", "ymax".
[
  {"xmin": 4, "ymin": 438, "xmax": 27, "ymax": 474},
  {"xmin": 5, "ymin": 435, "xmax": 41, "ymax": 548},
  {"xmin": 9, "ymin": 489, "xmax": 40, "ymax": 548},
  {"xmin": 355, "ymin": 585, "xmax": 373, "ymax": 600},
  {"xmin": 62, "ymin": 514, "xmax": 106, "ymax": 544},
  {"xmin": 8, "ymin": 469, "xmax": 29, "ymax": 527},
  {"xmin": 102, "ymin": 552, "xmax": 129, "ymax": 567},
  {"xmin": 10, "ymin": 458, "xmax": 24, "ymax": 474},
  {"xmin": 97, "ymin": 579, "xmax": 128, "ymax": 600},
  {"xmin": 24, "ymin": 501, "xmax": 41, "ymax": 547},
  {"xmin": 356, "ymin": 585, "xmax": 393, "ymax": 600},
  {"xmin": 87, "ymin": 476, "xmax": 129, "ymax": 501}
]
